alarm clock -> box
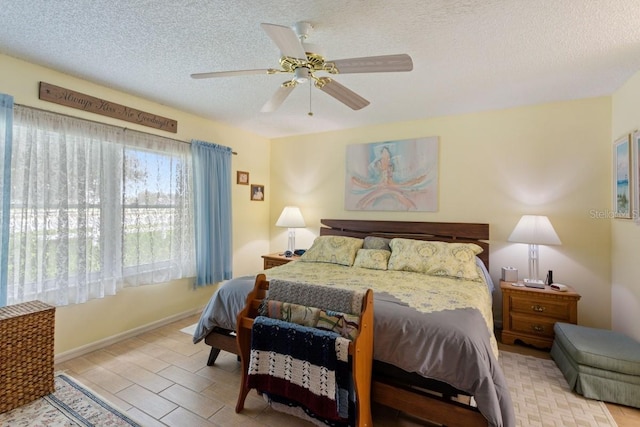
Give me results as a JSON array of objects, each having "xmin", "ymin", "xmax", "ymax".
[{"xmin": 550, "ymin": 283, "xmax": 568, "ymax": 292}]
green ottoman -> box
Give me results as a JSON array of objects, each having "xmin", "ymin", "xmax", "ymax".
[{"xmin": 551, "ymin": 322, "xmax": 640, "ymax": 408}]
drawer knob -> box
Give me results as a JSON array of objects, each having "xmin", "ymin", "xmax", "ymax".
[
  {"xmin": 531, "ymin": 304, "xmax": 545, "ymax": 312},
  {"xmin": 532, "ymin": 325, "xmax": 545, "ymax": 333}
]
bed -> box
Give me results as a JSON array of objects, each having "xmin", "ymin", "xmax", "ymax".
[{"xmin": 192, "ymin": 219, "xmax": 514, "ymax": 427}]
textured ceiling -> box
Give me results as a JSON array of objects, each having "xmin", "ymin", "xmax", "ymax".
[{"xmin": 2, "ymin": 0, "xmax": 640, "ymax": 138}]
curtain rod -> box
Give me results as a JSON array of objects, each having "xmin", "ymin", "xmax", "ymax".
[{"xmin": 15, "ymin": 103, "xmax": 238, "ymax": 155}]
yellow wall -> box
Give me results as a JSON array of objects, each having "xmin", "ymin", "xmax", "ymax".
[
  {"xmin": 0, "ymin": 51, "xmax": 619, "ymax": 355},
  {"xmin": 270, "ymin": 98, "xmax": 612, "ymax": 329},
  {"xmin": 611, "ymin": 70, "xmax": 640, "ymax": 341},
  {"xmin": 0, "ymin": 54, "xmax": 271, "ymax": 356}
]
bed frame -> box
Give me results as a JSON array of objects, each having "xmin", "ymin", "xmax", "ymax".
[{"xmin": 204, "ymin": 219, "xmax": 491, "ymax": 426}]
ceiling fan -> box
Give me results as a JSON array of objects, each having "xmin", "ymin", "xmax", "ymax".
[{"xmin": 191, "ymin": 22, "xmax": 413, "ymax": 113}]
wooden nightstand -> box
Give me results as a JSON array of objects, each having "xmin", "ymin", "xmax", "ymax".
[
  {"xmin": 261, "ymin": 253, "xmax": 299, "ymax": 269},
  {"xmin": 501, "ymin": 280, "xmax": 581, "ymax": 349}
]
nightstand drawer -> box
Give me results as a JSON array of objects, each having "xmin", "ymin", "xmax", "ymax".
[
  {"xmin": 509, "ymin": 295, "xmax": 572, "ymax": 321},
  {"xmin": 262, "ymin": 253, "xmax": 299, "ymax": 270},
  {"xmin": 264, "ymin": 258, "xmax": 288, "ymax": 269},
  {"xmin": 510, "ymin": 313, "xmax": 555, "ymax": 338}
]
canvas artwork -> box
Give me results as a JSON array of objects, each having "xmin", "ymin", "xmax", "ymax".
[{"xmin": 345, "ymin": 137, "xmax": 438, "ymax": 211}]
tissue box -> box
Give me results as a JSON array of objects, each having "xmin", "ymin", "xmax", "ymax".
[{"xmin": 501, "ymin": 267, "xmax": 518, "ymax": 282}]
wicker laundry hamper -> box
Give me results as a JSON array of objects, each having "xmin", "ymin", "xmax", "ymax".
[{"xmin": 0, "ymin": 300, "xmax": 55, "ymax": 413}]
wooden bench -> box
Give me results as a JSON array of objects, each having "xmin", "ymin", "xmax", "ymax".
[{"xmin": 235, "ymin": 274, "xmax": 374, "ymax": 426}]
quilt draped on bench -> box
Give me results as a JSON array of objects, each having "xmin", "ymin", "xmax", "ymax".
[
  {"xmin": 247, "ymin": 316, "xmax": 353, "ymax": 426},
  {"xmin": 267, "ymin": 279, "xmax": 364, "ymax": 315},
  {"xmin": 259, "ymin": 299, "xmax": 361, "ymax": 341}
]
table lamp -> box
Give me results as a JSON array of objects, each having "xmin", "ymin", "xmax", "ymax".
[
  {"xmin": 507, "ymin": 215, "xmax": 561, "ymax": 285},
  {"xmin": 276, "ymin": 206, "xmax": 306, "ymax": 255}
]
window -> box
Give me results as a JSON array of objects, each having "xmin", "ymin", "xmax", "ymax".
[
  {"xmin": 5, "ymin": 106, "xmax": 194, "ymax": 306},
  {"xmin": 120, "ymin": 138, "xmax": 195, "ymax": 286}
]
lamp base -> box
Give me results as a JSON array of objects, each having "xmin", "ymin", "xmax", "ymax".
[
  {"xmin": 523, "ymin": 278, "xmax": 545, "ymax": 288},
  {"xmin": 285, "ymin": 228, "xmax": 296, "ymax": 255}
]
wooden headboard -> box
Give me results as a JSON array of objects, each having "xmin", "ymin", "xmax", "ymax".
[{"xmin": 319, "ymin": 219, "xmax": 490, "ymax": 269}]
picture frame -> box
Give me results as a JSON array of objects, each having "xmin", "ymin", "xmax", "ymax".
[
  {"xmin": 236, "ymin": 170, "xmax": 249, "ymax": 185},
  {"xmin": 613, "ymin": 134, "xmax": 631, "ymax": 219},
  {"xmin": 633, "ymin": 131, "xmax": 640, "ymax": 222},
  {"xmin": 345, "ymin": 137, "xmax": 439, "ymax": 211},
  {"xmin": 251, "ymin": 184, "xmax": 264, "ymax": 201}
]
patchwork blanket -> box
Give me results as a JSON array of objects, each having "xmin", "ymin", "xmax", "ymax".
[
  {"xmin": 247, "ymin": 316, "xmax": 353, "ymax": 425},
  {"xmin": 260, "ymin": 299, "xmax": 361, "ymax": 341}
]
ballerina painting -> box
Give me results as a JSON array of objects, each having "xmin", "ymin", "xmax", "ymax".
[{"xmin": 345, "ymin": 137, "xmax": 438, "ymax": 211}]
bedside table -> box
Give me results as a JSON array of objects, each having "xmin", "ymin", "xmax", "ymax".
[
  {"xmin": 501, "ymin": 280, "xmax": 581, "ymax": 349},
  {"xmin": 261, "ymin": 253, "xmax": 299, "ymax": 269}
]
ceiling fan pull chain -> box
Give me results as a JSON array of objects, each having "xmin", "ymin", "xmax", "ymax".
[{"xmin": 308, "ymin": 81, "xmax": 313, "ymax": 116}]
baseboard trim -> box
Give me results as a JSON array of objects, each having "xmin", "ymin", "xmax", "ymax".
[{"xmin": 54, "ymin": 308, "xmax": 201, "ymax": 364}]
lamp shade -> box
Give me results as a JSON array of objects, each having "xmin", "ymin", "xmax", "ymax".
[
  {"xmin": 276, "ymin": 206, "xmax": 306, "ymax": 228},
  {"xmin": 508, "ymin": 215, "xmax": 561, "ymax": 245}
]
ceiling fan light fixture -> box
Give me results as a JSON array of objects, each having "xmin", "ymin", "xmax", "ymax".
[{"xmin": 294, "ymin": 67, "xmax": 310, "ymax": 83}]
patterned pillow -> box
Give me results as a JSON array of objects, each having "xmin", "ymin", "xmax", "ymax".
[
  {"xmin": 387, "ymin": 238, "xmax": 483, "ymax": 280},
  {"xmin": 362, "ymin": 236, "xmax": 391, "ymax": 251},
  {"xmin": 353, "ymin": 249, "xmax": 390, "ymax": 270},
  {"xmin": 299, "ymin": 236, "xmax": 364, "ymax": 266}
]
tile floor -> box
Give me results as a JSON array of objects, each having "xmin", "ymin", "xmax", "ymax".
[
  {"xmin": 55, "ymin": 314, "xmax": 640, "ymax": 426},
  {"xmin": 55, "ymin": 314, "xmax": 432, "ymax": 426}
]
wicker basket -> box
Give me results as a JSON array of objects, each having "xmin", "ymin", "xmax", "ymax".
[{"xmin": 0, "ymin": 300, "xmax": 55, "ymax": 413}]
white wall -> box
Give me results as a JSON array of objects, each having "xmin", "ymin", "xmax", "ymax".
[
  {"xmin": 611, "ymin": 69, "xmax": 640, "ymax": 341},
  {"xmin": 269, "ymin": 98, "xmax": 612, "ymax": 329},
  {"xmin": 0, "ymin": 53, "xmax": 271, "ymax": 355}
]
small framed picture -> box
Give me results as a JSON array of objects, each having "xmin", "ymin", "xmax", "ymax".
[
  {"xmin": 251, "ymin": 184, "xmax": 264, "ymax": 201},
  {"xmin": 237, "ymin": 171, "xmax": 249, "ymax": 185}
]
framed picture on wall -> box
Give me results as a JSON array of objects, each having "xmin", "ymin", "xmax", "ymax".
[
  {"xmin": 613, "ymin": 134, "xmax": 632, "ymax": 219},
  {"xmin": 344, "ymin": 136, "xmax": 439, "ymax": 211},
  {"xmin": 237, "ymin": 170, "xmax": 249, "ymax": 185},
  {"xmin": 633, "ymin": 131, "xmax": 640, "ymax": 222},
  {"xmin": 251, "ymin": 184, "xmax": 264, "ymax": 201}
]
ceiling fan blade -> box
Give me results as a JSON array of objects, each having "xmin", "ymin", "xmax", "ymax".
[
  {"xmin": 261, "ymin": 83, "xmax": 296, "ymax": 112},
  {"xmin": 190, "ymin": 69, "xmax": 271, "ymax": 79},
  {"xmin": 261, "ymin": 23, "xmax": 307, "ymax": 60},
  {"xmin": 315, "ymin": 78, "xmax": 370, "ymax": 110},
  {"xmin": 329, "ymin": 54, "xmax": 413, "ymax": 74}
]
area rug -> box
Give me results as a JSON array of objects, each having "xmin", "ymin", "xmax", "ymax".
[
  {"xmin": 500, "ymin": 351, "xmax": 618, "ymax": 426},
  {"xmin": 0, "ymin": 374, "xmax": 141, "ymax": 427},
  {"xmin": 179, "ymin": 322, "xmax": 197, "ymax": 336}
]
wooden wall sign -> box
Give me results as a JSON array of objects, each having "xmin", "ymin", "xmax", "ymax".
[{"xmin": 39, "ymin": 82, "xmax": 177, "ymax": 133}]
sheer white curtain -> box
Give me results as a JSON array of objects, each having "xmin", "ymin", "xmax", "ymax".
[{"xmin": 7, "ymin": 107, "xmax": 195, "ymax": 306}]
